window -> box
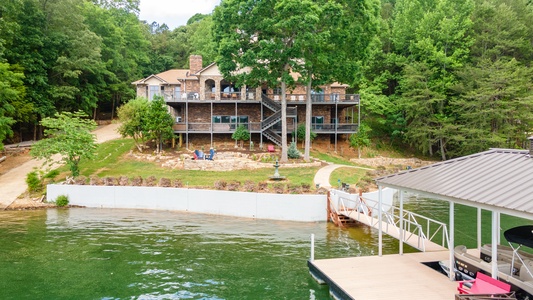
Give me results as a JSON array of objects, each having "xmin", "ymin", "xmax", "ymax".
[
  {"xmin": 149, "ymin": 85, "xmax": 160, "ymax": 100},
  {"xmin": 212, "ymin": 115, "xmax": 249, "ymax": 125},
  {"xmin": 175, "ymin": 86, "xmax": 182, "ymax": 99},
  {"xmin": 312, "ymin": 116, "xmax": 324, "ymax": 129}
]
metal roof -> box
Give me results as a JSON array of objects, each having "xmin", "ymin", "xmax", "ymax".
[{"xmin": 376, "ymin": 149, "xmax": 533, "ymax": 219}]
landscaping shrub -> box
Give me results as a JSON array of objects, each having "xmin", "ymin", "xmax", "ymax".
[
  {"xmin": 287, "ymin": 184, "xmax": 301, "ymax": 194},
  {"xmin": 287, "ymin": 142, "xmax": 301, "ymax": 159},
  {"xmin": 301, "ymin": 183, "xmax": 311, "ymax": 193},
  {"xmin": 144, "ymin": 176, "xmax": 157, "ymax": 186},
  {"xmin": 214, "ymin": 180, "xmax": 226, "ymax": 190},
  {"xmin": 118, "ymin": 176, "xmax": 129, "ymax": 186},
  {"xmin": 26, "ymin": 171, "xmax": 42, "ymax": 193},
  {"xmin": 258, "ymin": 182, "xmax": 268, "ymax": 192},
  {"xmin": 159, "ymin": 177, "xmax": 171, "ymax": 187},
  {"xmin": 103, "ymin": 177, "xmax": 117, "ymax": 186},
  {"xmin": 55, "ymin": 195, "xmax": 69, "ymax": 207},
  {"xmin": 90, "ymin": 176, "xmax": 102, "ymax": 185},
  {"xmin": 131, "ymin": 176, "xmax": 143, "ymax": 186},
  {"xmin": 227, "ymin": 181, "xmax": 241, "ymax": 191},
  {"xmin": 273, "ymin": 183, "xmax": 285, "ymax": 194},
  {"xmin": 243, "ymin": 180, "xmax": 256, "ymax": 192},
  {"xmin": 173, "ymin": 179, "xmax": 183, "ymax": 188},
  {"xmin": 74, "ymin": 176, "xmax": 87, "ymax": 185}
]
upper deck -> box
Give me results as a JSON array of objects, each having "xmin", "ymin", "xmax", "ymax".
[{"xmin": 161, "ymin": 92, "xmax": 360, "ymax": 107}]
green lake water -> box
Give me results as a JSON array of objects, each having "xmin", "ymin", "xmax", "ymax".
[
  {"xmin": 1, "ymin": 197, "xmax": 526, "ymax": 300},
  {"xmin": 0, "ymin": 208, "xmax": 404, "ymax": 300}
]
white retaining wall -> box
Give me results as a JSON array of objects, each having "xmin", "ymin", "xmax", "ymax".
[{"xmin": 47, "ymin": 184, "xmax": 327, "ymax": 222}]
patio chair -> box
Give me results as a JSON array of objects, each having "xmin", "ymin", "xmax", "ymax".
[
  {"xmin": 197, "ymin": 150, "xmax": 205, "ymax": 160},
  {"xmin": 457, "ymin": 272, "xmax": 511, "ymax": 295},
  {"xmin": 206, "ymin": 148, "xmax": 216, "ymax": 160},
  {"xmin": 268, "ymin": 145, "xmax": 275, "ymax": 153}
]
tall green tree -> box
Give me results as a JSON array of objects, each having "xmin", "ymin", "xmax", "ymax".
[
  {"xmin": 31, "ymin": 111, "xmax": 97, "ymax": 177},
  {"xmin": 145, "ymin": 96, "xmax": 174, "ymax": 153},
  {"xmin": 117, "ymin": 97, "xmax": 150, "ymax": 152}
]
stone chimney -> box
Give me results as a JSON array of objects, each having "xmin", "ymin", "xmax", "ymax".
[
  {"xmin": 189, "ymin": 55, "xmax": 203, "ymax": 75},
  {"xmin": 529, "ymin": 136, "xmax": 533, "ymax": 155}
]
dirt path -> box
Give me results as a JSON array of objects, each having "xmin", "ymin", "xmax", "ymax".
[{"xmin": 0, "ymin": 123, "xmax": 121, "ymax": 209}]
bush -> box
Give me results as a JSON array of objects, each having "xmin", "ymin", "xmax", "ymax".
[
  {"xmin": 287, "ymin": 142, "xmax": 301, "ymax": 159},
  {"xmin": 243, "ymin": 180, "xmax": 256, "ymax": 192},
  {"xmin": 273, "ymin": 183, "xmax": 285, "ymax": 194},
  {"xmin": 144, "ymin": 176, "xmax": 157, "ymax": 186},
  {"xmin": 173, "ymin": 179, "xmax": 183, "ymax": 188},
  {"xmin": 214, "ymin": 180, "xmax": 227, "ymax": 190},
  {"xmin": 26, "ymin": 171, "xmax": 42, "ymax": 193},
  {"xmin": 159, "ymin": 177, "xmax": 171, "ymax": 187},
  {"xmin": 55, "ymin": 195, "xmax": 69, "ymax": 207},
  {"xmin": 227, "ymin": 181, "xmax": 241, "ymax": 191}
]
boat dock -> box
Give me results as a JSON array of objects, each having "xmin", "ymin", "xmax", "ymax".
[{"xmin": 309, "ymin": 251, "xmax": 457, "ymax": 300}]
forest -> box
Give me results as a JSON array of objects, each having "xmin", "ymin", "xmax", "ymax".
[{"xmin": 0, "ymin": 0, "xmax": 532, "ymax": 160}]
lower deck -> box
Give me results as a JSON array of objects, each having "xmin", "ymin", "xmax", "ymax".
[{"xmin": 309, "ymin": 251, "xmax": 458, "ymax": 300}]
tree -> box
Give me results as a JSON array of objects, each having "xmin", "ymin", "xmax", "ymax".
[
  {"xmin": 117, "ymin": 97, "xmax": 150, "ymax": 152},
  {"xmin": 231, "ymin": 124, "xmax": 250, "ymax": 148},
  {"xmin": 295, "ymin": 124, "xmax": 316, "ymax": 149},
  {"xmin": 214, "ymin": 0, "xmax": 379, "ymax": 162},
  {"xmin": 145, "ymin": 96, "xmax": 174, "ymax": 153},
  {"xmin": 349, "ymin": 123, "xmax": 372, "ymax": 159},
  {"xmin": 30, "ymin": 111, "xmax": 97, "ymax": 177},
  {"xmin": 287, "ymin": 141, "xmax": 301, "ymax": 159}
]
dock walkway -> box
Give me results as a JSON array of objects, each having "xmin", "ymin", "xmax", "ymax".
[
  {"xmin": 342, "ymin": 210, "xmax": 447, "ymax": 252},
  {"xmin": 309, "ymin": 251, "xmax": 457, "ymax": 299}
]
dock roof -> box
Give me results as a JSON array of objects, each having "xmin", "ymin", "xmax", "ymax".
[{"xmin": 376, "ymin": 148, "xmax": 533, "ymax": 220}]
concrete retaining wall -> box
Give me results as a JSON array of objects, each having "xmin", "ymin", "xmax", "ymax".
[{"xmin": 47, "ymin": 184, "xmax": 327, "ymax": 222}]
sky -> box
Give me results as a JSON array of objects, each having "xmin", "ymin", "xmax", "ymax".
[{"xmin": 139, "ymin": 0, "xmax": 221, "ymax": 29}]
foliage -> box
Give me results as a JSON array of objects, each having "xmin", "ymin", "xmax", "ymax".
[
  {"xmin": 117, "ymin": 97, "xmax": 174, "ymax": 153},
  {"xmin": 117, "ymin": 97, "xmax": 150, "ymax": 152},
  {"xmin": 26, "ymin": 171, "xmax": 43, "ymax": 193},
  {"xmin": 55, "ymin": 195, "xmax": 69, "ymax": 207},
  {"xmin": 287, "ymin": 142, "xmax": 301, "ymax": 159},
  {"xmin": 145, "ymin": 96, "xmax": 175, "ymax": 153},
  {"xmin": 30, "ymin": 111, "xmax": 97, "ymax": 177},
  {"xmin": 350, "ymin": 123, "xmax": 372, "ymax": 159},
  {"xmin": 231, "ymin": 125, "xmax": 250, "ymax": 148},
  {"xmin": 295, "ymin": 124, "xmax": 317, "ymax": 148}
]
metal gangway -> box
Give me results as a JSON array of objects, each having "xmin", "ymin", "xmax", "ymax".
[{"xmin": 328, "ymin": 189, "xmax": 450, "ymax": 252}]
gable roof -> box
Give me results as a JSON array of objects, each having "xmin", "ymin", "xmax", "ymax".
[
  {"xmin": 376, "ymin": 149, "xmax": 533, "ymax": 219},
  {"xmin": 132, "ymin": 69, "xmax": 197, "ymax": 85}
]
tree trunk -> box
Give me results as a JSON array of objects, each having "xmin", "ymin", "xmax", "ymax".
[
  {"xmin": 304, "ymin": 79, "xmax": 312, "ymax": 162},
  {"xmin": 440, "ymin": 137, "xmax": 446, "ymax": 161},
  {"xmin": 280, "ymin": 78, "xmax": 288, "ymax": 162}
]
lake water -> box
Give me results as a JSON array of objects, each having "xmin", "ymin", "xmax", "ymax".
[{"xmin": 0, "ymin": 208, "xmax": 406, "ymax": 300}]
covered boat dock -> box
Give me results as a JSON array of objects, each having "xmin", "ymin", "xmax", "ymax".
[{"xmin": 310, "ymin": 138, "xmax": 533, "ymax": 299}]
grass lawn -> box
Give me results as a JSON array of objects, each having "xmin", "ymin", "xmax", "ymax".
[
  {"xmin": 329, "ymin": 167, "xmax": 369, "ymax": 188},
  {"xmin": 75, "ymin": 139, "xmax": 321, "ymax": 188}
]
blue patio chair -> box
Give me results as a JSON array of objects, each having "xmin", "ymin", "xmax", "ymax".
[{"xmin": 206, "ymin": 148, "xmax": 215, "ymax": 160}]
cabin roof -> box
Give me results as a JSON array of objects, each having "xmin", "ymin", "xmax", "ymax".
[{"xmin": 376, "ymin": 149, "xmax": 533, "ymax": 219}]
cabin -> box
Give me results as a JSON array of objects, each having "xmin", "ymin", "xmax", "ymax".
[{"xmin": 132, "ymin": 55, "xmax": 360, "ymax": 149}]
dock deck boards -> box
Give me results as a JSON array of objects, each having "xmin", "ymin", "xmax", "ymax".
[{"xmin": 310, "ymin": 251, "xmax": 458, "ymax": 299}]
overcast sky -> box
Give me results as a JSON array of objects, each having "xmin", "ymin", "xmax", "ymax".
[{"xmin": 139, "ymin": 0, "xmax": 221, "ymax": 29}]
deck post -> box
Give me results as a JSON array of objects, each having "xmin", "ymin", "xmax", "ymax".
[
  {"xmin": 477, "ymin": 208, "xmax": 482, "ymax": 250},
  {"xmin": 378, "ymin": 186, "xmax": 383, "ymax": 257},
  {"xmin": 449, "ymin": 201, "xmax": 455, "ymax": 280},
  {"xmin": 311, "ymin": 234, "xmax": 315, "ymax": 262},
  {"xmin": 491, "ymin": 211, "xmax": 499, "ymax": 278},
  {"xmin": 399, "ymin": 190, "xmax": 404, "ymax": 255}
]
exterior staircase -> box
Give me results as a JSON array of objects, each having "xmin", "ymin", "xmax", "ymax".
[{"xmin": 260, "ymin": 94, "xmax": 297, "ymax": 147}]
